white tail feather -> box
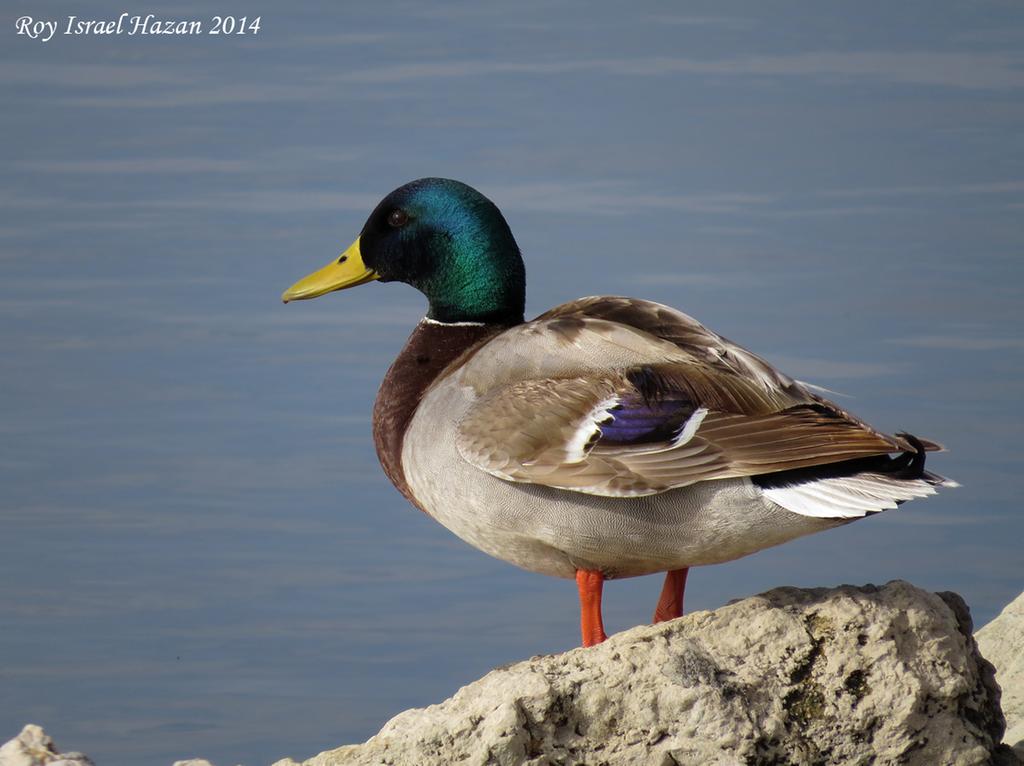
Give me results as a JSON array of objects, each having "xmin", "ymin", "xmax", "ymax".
[{"xmin": 762, "ymin": 472, "xmax": 939, "ymax": 519}]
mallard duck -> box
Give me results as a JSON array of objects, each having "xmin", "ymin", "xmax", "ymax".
[{"xmin": 282, "ymin": 178, "xmax": 954, "ymax": 647}]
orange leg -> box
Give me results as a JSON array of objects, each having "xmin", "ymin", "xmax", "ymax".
[
  {"xmin": 575, "ymin": 569, "xmax": 608, "ymax": 647},
  {"xmin": 653, "ymin": 568, "xmax": 689, "ymax": 623}
]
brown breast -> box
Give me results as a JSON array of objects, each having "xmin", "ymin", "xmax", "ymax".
[{"xmin": 371, "ymin": 321, "xmax": 506, "ymax": 510}]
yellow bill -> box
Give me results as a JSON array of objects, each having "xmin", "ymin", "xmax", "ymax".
[{"xmin": 281, "ymin": 237, "xmax": 379, "ymax": 303}]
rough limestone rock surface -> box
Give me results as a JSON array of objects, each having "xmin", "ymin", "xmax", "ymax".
[
  {"xmin": 274, "ymin": 581, "xmax": 1013, "ymax": 766},
  {"xmin": 977, "ymin": 590, "xmax": 1024, "ymax": 757},
  {"xmin": 0, "ymin": 725, "xmax": 93, "ymax": 766}
]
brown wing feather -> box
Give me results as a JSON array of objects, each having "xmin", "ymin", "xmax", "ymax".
[
  {"xmin": 456, "ymin": 376, "xmax": 621, "ymax": 481},
  {"xmin": 455, "ymin": 296, "xmax": 931, "ymax": 497}
]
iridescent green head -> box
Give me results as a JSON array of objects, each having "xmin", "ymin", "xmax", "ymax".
[{"xmin": 283, "ymin": 178, "xmax": 526, "ymax": 325}]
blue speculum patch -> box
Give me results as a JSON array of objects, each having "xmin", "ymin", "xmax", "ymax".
[{"xmin": 600, "ymin": 398, "xmax": 693, "ymax": 445}]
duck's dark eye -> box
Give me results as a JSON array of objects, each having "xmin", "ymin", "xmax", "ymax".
[{"xmin": 388, "ymin": 209, "xmax": 409, "ymax": 228}]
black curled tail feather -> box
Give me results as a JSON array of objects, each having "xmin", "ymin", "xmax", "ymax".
[
  {"xmin": 890, "ymin": 432, "xmax": 927, "ymax": 479},
  {"xmin": 895, "ymin": 432, "xmax": 955, "ymax": 487}
]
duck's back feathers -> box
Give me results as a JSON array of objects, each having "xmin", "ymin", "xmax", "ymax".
[
  {"xmin": 538, "ymin": 295, "xmax": 806, "ymax": 402},
  {"xmin": 453, "ymin": 296, "xmax": 948, "ymax": 504}
]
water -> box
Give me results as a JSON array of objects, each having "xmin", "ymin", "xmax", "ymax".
[{"xmin": 2, "ymin": 2, "xmax": 1022, "ymax": 763}]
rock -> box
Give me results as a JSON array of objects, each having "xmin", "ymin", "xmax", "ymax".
[
  {"xmin": 275, "ymin": 581, "xmax": 1016, "ymax": 766},
  {"xmin": 0, "ymin": 725, "xmax": 93, "ymax": 766},
  {"xmin": 0, "ymin": 727, "xmax": 232, "ymax": 766},
  {"xmin": 977, "ymin": 590, "xmax": 1024, "ymax": 757},
  {"xmin": 7, "ymin": 583, "xmax": 1019, "ymax": 766}
]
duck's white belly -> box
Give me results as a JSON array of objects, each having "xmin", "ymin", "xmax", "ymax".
[{"xmin": 402, "ymin": 380, "xmax": 843, "ymax": 580}]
